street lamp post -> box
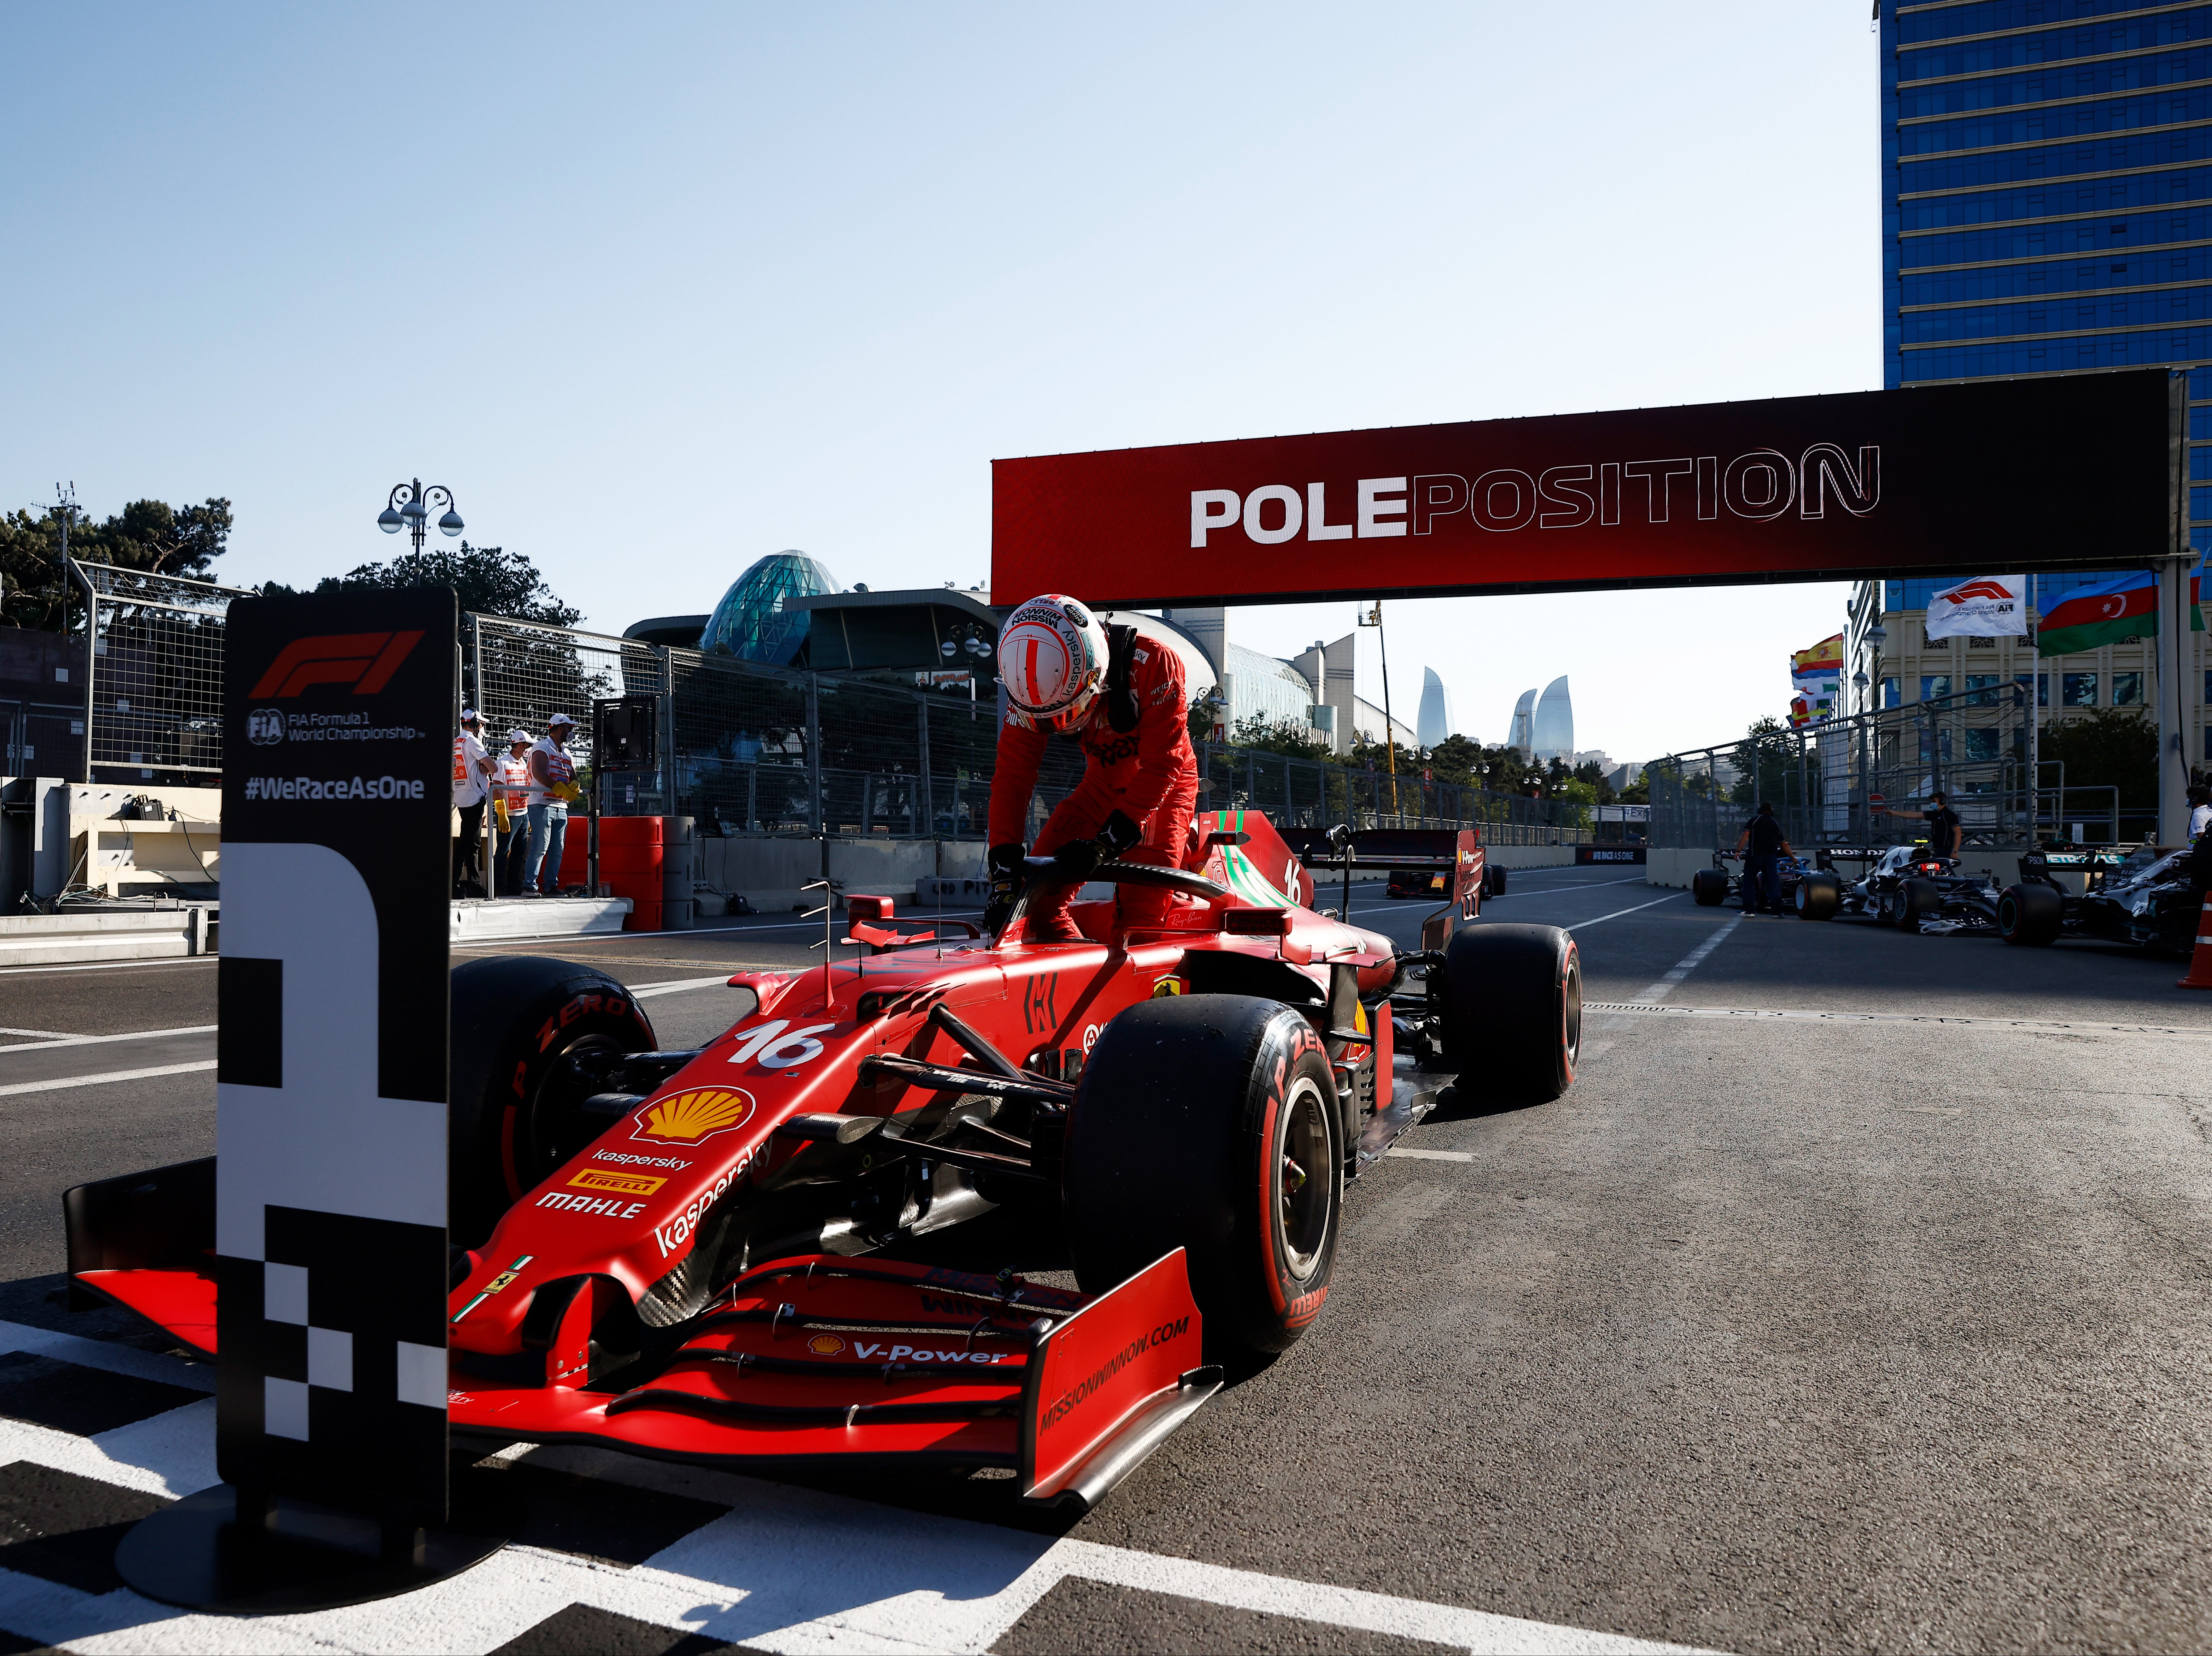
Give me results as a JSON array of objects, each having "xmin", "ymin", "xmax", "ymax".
[{"xmin": 377, "ymin": 478, "xmax": 464, "ymax": 555}]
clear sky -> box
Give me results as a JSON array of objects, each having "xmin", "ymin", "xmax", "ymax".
[{"xmin": 1, "ymin": 3, "xmax": 1877, "ymax": 764}]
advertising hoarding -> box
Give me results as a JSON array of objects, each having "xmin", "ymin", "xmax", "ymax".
[{"xmin": 991, "ymin": 371, "xmax": 2175, "ymax": 607}]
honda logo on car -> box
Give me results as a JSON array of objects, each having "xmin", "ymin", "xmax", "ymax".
[
  {"xmin": 1189, "ymin": 446, "xmax": 1878, "ymax": 547},
  {"xmin": 1040, "ymin": 1315, "xmax": 1191, "ymax": 1431}
]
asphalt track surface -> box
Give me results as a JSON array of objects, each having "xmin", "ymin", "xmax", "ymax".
[{"xmin": 5, "ymin": 865, "xmax": 2212, "ymax": 1652}]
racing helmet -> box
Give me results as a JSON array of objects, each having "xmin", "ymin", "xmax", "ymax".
[{"xmin": 997, "ymin": 594, "xmax": 1107, "ymax": 733}]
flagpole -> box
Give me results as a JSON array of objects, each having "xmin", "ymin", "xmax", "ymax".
[{"xmin": 2028, "ymin": 571, "xmax": 2039, "ymax": 845}]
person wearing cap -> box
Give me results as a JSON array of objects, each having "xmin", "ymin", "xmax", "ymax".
[
  {"xmin": 493, "ymin": 727, "xmax": 534, "ymax": 896},
  {"xmin": 523, "ymin": 713, "xmax": 581, "ymax": 896},
  {"xmin": 452, "ymin": 708, "xmax": 495, "ymax": 896}
]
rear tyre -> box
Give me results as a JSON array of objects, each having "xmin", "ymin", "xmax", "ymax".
[
  {"xmin": 1690, "ymin": 869, "xmax": 1728, "ymax": 907},
  {"xmin": 1439, "ymin": 923, "xmax": 1580, "ymax": 1103},
  {"xmin": 1899, "ymin": 878, "xmax": 1942, "ymax": 934},
  {"xmin": 1794, "ymin": 872, "xmax": 1842, "ymax": 921},
  {"xmin": 448, "ymin": 956, "xmax": 659, "ymax": 1248},
  {"xmin": 1064, "ymin": 995, "xmax": 1341, "ymax": 1356},
  {"xmin": 1998, "ymin": 882, "xmax": 2062, "ymax": 946}
]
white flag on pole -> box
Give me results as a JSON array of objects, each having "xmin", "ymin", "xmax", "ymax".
[{"xmin": 1923, "ymin": 574, "xmax": 2028, "ymax": 640}]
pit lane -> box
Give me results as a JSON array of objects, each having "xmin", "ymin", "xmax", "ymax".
[{"xmin": 6, "ymin": 865, "xmax": 2212, "ymax": 1652}]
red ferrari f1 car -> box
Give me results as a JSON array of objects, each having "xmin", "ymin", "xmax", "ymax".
[{"xmin": 66, "ymin": 811, "xmax": 1580, "ymax": 1510}]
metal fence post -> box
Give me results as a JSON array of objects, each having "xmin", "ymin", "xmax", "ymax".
[
  {"xmin": 470, "ymin": 613, "xmax": 486, "ymax": 724},
  {"xmin": 917, "ymin": 691, "xmax": 933, "ymax": 839},
  {"xmin": 657, "ymin": 645, "xmax": 675, "ymax": 812},
  {"xmin": 805, "ymin": 672, "xmax": 823, "ymax": 837}
]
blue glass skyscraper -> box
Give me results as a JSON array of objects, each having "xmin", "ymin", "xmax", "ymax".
[
  {"xmin": 1874, "ymin": 2, "xmax": 2211, "ymax": 770},
  {"xmin": 1881, "ymin": 0, "xmax": 2212, "ymax": 558}
]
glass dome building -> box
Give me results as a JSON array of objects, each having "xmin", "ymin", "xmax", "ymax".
[{"xmin": 698, "ymin": 551, "xmax": 842, "ymax": 664}]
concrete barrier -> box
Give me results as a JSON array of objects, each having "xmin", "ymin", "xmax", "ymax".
[
  {"xmin": 0, "ymin": 905, "xmax": 214, "ymax": 967},
  {"xmin": 450, "ymin": 896, "xmax": 632, "ymax": 944}
]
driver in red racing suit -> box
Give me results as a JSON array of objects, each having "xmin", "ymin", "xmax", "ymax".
[{"xmin": 986, "ymin": 594, "xmax": 1199, "ymax": 943}]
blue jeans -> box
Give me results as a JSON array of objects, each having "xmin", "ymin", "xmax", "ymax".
[
  {"xmin": 1744, "ymin": 854, "xmax": 1782, "ymax": 912},
  {"xmin": 496, "ymin": 814, "xmax": 528, "ymax": 896},
  {"xmin": 523, "ymin": 803, "xmax": 568, "ymax": 894}
]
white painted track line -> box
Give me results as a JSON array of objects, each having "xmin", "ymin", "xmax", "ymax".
[
  {"xmin": 0, "ymin": 1327, "xmax": 1716, "ymax": 1656},
  {"xmin": 629, "ymin": 974, "xmax": 746, "ymax": 999},
  {"xmin": 0, "ymin": 1059, "xmax": 216, "ymax": 1096},
  {"xmin": 1565, "ymin": 892, "xmax": 1686, "ymax": 931},
  {"xmin": 0, "ymin": 1024, "xmax": 216, "ymax": 1054}
]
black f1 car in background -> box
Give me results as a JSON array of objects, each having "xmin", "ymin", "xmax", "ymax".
[
  {"xmin": 1279, "ymin": 826, "xmax": 1507, "ymax": 909},
  {"xmin": 1689, "ymin": 850, "xmax": 1842, "ymax": 918},
  {"xmin": 1994, "ymin": 841, "xmax": 2207, "ymax": 950}
]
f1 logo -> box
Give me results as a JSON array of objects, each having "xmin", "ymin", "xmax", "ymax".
[{"xmin": 250, "ymin": 631, "xmax": 425, "ymax": 698}]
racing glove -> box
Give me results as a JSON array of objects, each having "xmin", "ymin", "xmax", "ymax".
[
  {"xmin": 984, "ymin": 842, "xmax": 1025, "ymax": 934},
  {"xmin": 1097, "ymin": 810, "xmax": 1141, "ymax": 858},
  {"xmin": 1052, "ymin": 837, "xmax": 1105, "ymax": 879}
]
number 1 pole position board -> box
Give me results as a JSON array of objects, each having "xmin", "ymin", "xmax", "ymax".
[{"xmin": 215, "ymin": 587, "xmax": 456, "ymax": 1524}]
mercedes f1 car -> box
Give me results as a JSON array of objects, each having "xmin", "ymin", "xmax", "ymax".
[
  {"xmin": 64, "ymin": 810, "xmax": 1581, "ymax": 1510},
  {"xmin": 1993, "ymin": 841, "xmax": 2207, "ymax": 950}
]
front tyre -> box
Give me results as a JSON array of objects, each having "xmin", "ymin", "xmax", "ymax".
[
  {"xmin": 1794, "ymin": 872, "xmax": 1842, "ymax": 921},
  {"xmin": 1998, "ymin": 882, "xmax": 2062, "ymax": 946},
  {"xmin": 448, "ymin": 956, "xmax": 659, "ymax": 1248},
  {"xmin": 1690, "ymin": 869, "xmax": 1728, "ymax": 906},
  {"xmin": 1439, "ymin": 923, "xmax": 1580, "ymax": 1103},
  {"xmin": 1064, "ymin": 996, "xmax": 1341, "ymax": 1356},
  {"xmin": 1899, "ymin": 878, "xmax": 1942, "ymax": 934}
]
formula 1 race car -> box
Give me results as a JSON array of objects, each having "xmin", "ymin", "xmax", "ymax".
[
  {"xmin": 64, "ymin": 811, "xmax": 1580, "ymax": 1510},
  {"xmin": 1688, "ymin": 850, "xmax": 1840, "ymax": 918},
  {"xmin": 1994, "ymin": 841, "xmax": 2206, "ymax": 951},
  {"xmin": 1814, "ymin": 842, "xmax": 2007, "ymax": 932}
]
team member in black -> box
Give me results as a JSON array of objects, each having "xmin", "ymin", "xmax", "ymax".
[
  {"xmin": 1891, "ymin": 789, "xmax": 1963, "ymax": 858},
  {"xmin": 1734, "ymin": 801, "xmax": 1793, "ymax": 915}
]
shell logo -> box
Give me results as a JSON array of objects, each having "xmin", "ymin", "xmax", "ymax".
[
  {"xmin": 807, "ymin": 1334, "xmax": 846, "ymax": 1357},
  {"xmin": 631, "ymin": 1087, "xmax": 756, "ymax": 1146}
]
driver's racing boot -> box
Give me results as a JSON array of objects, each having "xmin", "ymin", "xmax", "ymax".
[{"xmin": 1020, "ymin": 889, "xmax": 1086, "ymax": 944}]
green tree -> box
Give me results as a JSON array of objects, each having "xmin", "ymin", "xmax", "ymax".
[
  {"xmin": 2, "ymin": 496, "xmax": 233, "ymax": 630},
  {"xmin": 2040, "ymin": 707, "xmax": 2157, "ymax": 811},
  {"xmin": 1228, "ymin": 714, "xmax": 1332, "ymax": 762},
  {"xmin": 262, "ymin": 542, "xmax": 578, "ymax": 630}
]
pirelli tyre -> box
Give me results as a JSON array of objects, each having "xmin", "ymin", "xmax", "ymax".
[
  {"xmin": 448, "ymin": 956, "xmax": 660, "ymax": 1248},
  {"xmin": 1483, "ymin": 864, "xmax": 1507, "ymax": 898},
  {"xmin": 1998, "ymin": 882, "xmax": 2063, "ymax": 946},
  {"xmin": 1439, "ymin": 923, "xmax": 1581, "ymax": 1103},
  {"xmin": 1690, "ymin": 869, "xmax": 1728, "ymax": 906},
  {"xmin": 1063, "ymin": 995, "xmax": 1341, "ymax": 1357},
  {"xmin": 1794, "ymin": 871, "xmax": 1843, "ymax": 921},
  {"xmin": 1898, "ymin": 877, "xmax": 1943, "ymax": 933}
]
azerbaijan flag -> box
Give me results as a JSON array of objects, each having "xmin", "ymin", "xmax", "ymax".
[{"xmin": 2036, "ymin": 567, "xmax": 2205, "ymax": 657}]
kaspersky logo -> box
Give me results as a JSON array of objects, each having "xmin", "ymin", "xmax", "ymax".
[
  {"xmin": 1941, "ymin": 580, "xmax": 2016, "ymax": 605},
  {"xmin": 250, "ymin": 631, "xmax": 424, "ymax": 697}
]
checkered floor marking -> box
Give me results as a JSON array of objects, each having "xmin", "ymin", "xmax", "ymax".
[{"xmin": 0, "ymin": 1320, "xmax": 1707, "ymax": 1655}]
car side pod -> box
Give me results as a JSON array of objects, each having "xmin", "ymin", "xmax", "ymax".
[{"xmin": 1020, "ymin": 1248, "xmax": 1221, "ymax": 1510}]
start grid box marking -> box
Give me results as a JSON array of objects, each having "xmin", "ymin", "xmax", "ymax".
[
  {"xmin": 0, "ymin": 1324, "xmax": 1714, "ymax": 1656},
  {"xmin": 1580, "ymin": 1004, "xmax": 2212, "ymax": 1041}
]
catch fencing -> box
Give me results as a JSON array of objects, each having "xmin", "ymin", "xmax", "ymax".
[
  {"xmin": 467, "ymin": 614, "xmax": 1593, "ymax": 843},
  {"xmin": 62, "ymin": 595, "xmax": 1595, "ymax": 845},
  {"xmin": 69, "ymin": 560, "xmax": 254, "ymax": 785},
  {"xmin": 1648, "ymin": 681, "xmax": 2139, "ymax": 851}
]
